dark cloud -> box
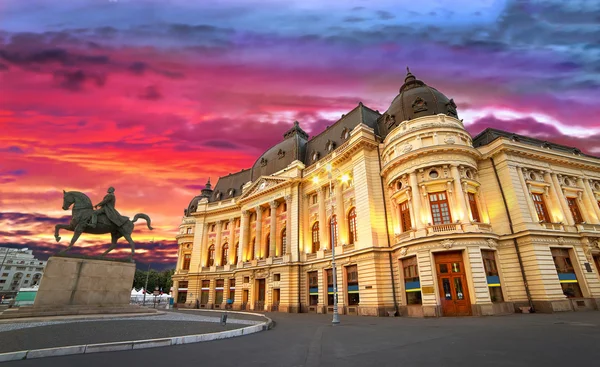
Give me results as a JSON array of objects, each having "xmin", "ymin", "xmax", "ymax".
[
  {"xmin": 0, "ymin": 212, "xmax": 71, "ymax": 226},
  {"xmin": 202, "ymin": 140, "xmax": 240, "ymax": 150},
  {"xmin": 4, "ymin": 146, "xmax": 24, "ymax": 154},
  {"xmin": 139, "ymin": 85, "xmax": 162, "ymax": 100},
  {"xmin": 343, "ymin": 16, "xmax": 367, "ymax": 23},
  {"xmin": 128, "ymin": 61, "xmax": 148, "ymax": 75},
  {"xmin": 0, "ymin": 47, "xmax": 109, "ymax": 67},
  {"xmin": 53, "ymin": 69, "xmax": 107, "ymax": 91},
  {"xmin": 376, "ymin": 10, "xmax": 395, "ymax": 20}
]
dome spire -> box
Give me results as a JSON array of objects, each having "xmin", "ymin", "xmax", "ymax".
[{"xmin": 404, "ymin": 66, "xmax": 416, "ymax": 83}]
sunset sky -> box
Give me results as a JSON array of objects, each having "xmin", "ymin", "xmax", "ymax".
[{"xmin": 1, "ymin": 0, "xmax": 599, "ymax": 269}]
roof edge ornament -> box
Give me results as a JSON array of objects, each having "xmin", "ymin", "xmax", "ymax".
[
  {"xmin": 283, "ymin": 120, "xmax": 309, "ymax": 140},
  {"xmin": 400, "ymin": 66, "xmax": 424, "ymax": 93}
]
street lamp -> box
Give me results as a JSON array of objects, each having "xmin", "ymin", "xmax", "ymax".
[{"xmin": 325, "ymin": 163, "xmax": 349, "ymax": 326}]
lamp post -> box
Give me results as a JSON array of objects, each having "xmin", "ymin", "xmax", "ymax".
[{"xmin": 325, "ymin": 163, "xmax": 349, "ymax": 325}]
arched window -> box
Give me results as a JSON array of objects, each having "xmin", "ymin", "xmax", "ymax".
[
  {"xmin": 312, "ymin": 222, "xmax": 320, "ymax": 253},
  {"xmin": 281, "ymin": 228, "xmax": 287, "ymax": 256},
  {"xmin": 234, "ymin": 242, "xmax": 239, "ymax": 264},
  {"xmin": 207, "ymin": 245, "xmax": 215, "ymax": 266},
  {"xmin": 348, "ymin": 208, "xmax": 357, "ymax": 244},
  {"xmin": 265, "ymin": 233, "xmax": 270, "ymax": 259},
  {"xmin": 221, "ymin": 243, "xmax": 229, "ymax": 265},
  {"xmin": 329, "ymin": 215, "xmax": 338, "ymax": 247}
]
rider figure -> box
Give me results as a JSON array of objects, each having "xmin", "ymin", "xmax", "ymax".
[{"xmin": 89, "ymin": 187, "xmax": 128, "ymax": 228}]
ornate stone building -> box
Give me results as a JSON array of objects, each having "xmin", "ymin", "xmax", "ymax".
[{"xmin": 172, "ymin": 70, "xmax": 600, "ymax": 317}]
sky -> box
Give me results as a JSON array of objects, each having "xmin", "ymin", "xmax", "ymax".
[{"xmin": 1, "ymin": 0, "xmax": 599, "ymax": 270}]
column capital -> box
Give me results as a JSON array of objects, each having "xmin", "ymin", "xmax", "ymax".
[
  {"xmin": 215, "ymin": 220, "xmax": 222, "ymax": 225},
  {"xmin": 255, "ymin": 206, "xmax": 265, "ymax": 213},
  {"xmin": 229, "ymin": 217, "xmax": 235, "ymax": 223},
  {"xmin": 242, "ymin": 210, "xmax": 250, "ymax": 217},
  {"xmin": 269, "ymin": 200, "xmax": 280, "ymax": 209},
  {"xmin": 284, "ymin": 194, "xmax": 292, "ymax": 202}
]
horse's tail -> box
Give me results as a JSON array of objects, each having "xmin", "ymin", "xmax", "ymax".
[{"xmin": 132, "ymin": 213, "xmax": 153, "ymax": 230}]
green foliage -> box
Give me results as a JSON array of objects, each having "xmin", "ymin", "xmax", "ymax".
[{"xmin": 132, "ymin": 268, "xmax": 174, "ymax": 293}]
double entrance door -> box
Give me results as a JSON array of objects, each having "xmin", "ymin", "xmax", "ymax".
[{"xmin": 434, "ymin": 251, "xmax": 472, "ymax": 316}]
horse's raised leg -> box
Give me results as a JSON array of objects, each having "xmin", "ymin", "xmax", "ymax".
[
  {"xmin": 102, "ymin": 232, "xmax": 121, "ymax": 256},
  {"xmin": 54, "ymin": 223, "xmax": 73, "ymax": 242}
]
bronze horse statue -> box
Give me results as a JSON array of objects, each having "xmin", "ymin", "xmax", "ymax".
[{"xmin": 54, "ymin": 190, "xmax": 153, "ymax": 259}]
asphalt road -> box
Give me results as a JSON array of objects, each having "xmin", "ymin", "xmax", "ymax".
[{"xmin": 4, "ymin": 311, "xmax": 600, "ymax": 367}]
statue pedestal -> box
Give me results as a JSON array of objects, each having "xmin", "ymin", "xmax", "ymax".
[
  {"xmin": 35, "ymin": 255, "xmax": 135, "ymax": 307},
  {"xmin": 0, "ymin": 255, "xmax": 157, "ymax": 319}
]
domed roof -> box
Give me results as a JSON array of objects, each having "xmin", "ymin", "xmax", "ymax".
[
  {"xmin": 184, "ymin": 179, "xmax": 213, "ymax": 216},
  {"xmin": 379, "ymin": 68, "xmax": 458, "ymax": 136}
]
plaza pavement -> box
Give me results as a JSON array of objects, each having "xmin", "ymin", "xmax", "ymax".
[{"xmin": 2, "ymin": 310, "xmax": 600, "ymax": 366}]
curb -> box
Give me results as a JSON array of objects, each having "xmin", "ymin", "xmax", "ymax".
[
  {"xmin": 0, "ymin": 311, "xmax": 273, "ymax": 362},
  {"xmin": 0, "ymin": 311, "xmax": 166, "ymax": 324}
]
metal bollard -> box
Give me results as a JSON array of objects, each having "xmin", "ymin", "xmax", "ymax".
[{"xmin": 220, "ymin": 314, "xmax": 228, "ymax": 326}]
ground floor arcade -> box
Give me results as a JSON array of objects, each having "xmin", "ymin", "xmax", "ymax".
[{"xmin": 172, "ymin": 235, "xmax": 600, "ymax": 316}]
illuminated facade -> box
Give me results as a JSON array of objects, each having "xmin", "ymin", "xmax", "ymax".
[{"xmin": 173, "ymin": 70, "xmax": 600, "ymax": 316}]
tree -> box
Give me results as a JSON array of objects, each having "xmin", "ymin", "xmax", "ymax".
[{"xmin": 132, "ymin": 268, "xmax": 175, "ymax": 293}]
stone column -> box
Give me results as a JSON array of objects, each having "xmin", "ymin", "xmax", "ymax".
[
  {"xmin": 409, "ymin": 172, "xmax": 424, "ymax": 229},
  {"xmin": 583, "ymin": 179, "xmax": 600, "ymax": 222},
  {"xmin": 451, "ymin": 165, "xmax": 469, "ymax": 223},
  {"xmin": 551, "ymin": 173, "xmax": 575, "ymax": 225},
  {"xmin": 269, "ymin": 200, "xmax": 279, "ymax": 257},
  {"xmin": 240, "ymin": 211, "xmax": 250, "ymax": 262},
  {"xmin": 407, "ymin": 192, "xmax": 416, "ymax": 230},
  {"xmin": 389, "ymin": 198, "xmax": 400, "ymax": 234},
  {"xmin": 516, "ymin": 167, "xmax": 541, "ymax": 222},
  {"xmin": 544, "ymin": 171, "xmax": 565, "ymax": 223},
  {"xmin": 255, "ymin": 206, "xmax": 264, "ymax": 259},
  {"xmin": 302, "ymin": 194, "xmax": 311, "ymax": 254},
  {"xmin": 577, "ymin": 178, "xmax": 598, "ymax": 223},
  {"xmin": 334, "ymin": 182, "xmax": 346, "ymax": 245},
  {"xmin": 228, "ymin": 218, "xmax": 236, "ymax": 264},
  {"xmin": 215, "ymin": 220, "xmax": 223, "ymax": 265},
  {"xmin": 318, "ymin": 187, "xmax": 328, "ymax": 250},
  {"xmin": 285, "ymin": 195, "xmax": 292, "ymax": 255}
]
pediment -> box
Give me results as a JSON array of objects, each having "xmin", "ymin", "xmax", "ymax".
[{"xmin": 238, "ymin": 176, "xmax": 292, "ymax": 201}]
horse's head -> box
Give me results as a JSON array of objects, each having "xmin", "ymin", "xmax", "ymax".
[{"xmin": 62, "ymin": 190, "xmax": 74, "ymax": 210}]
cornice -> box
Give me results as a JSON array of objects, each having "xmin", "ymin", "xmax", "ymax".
[{"xmin": 381, "ymin": 145, "xmax": 481, "ymax": 177}]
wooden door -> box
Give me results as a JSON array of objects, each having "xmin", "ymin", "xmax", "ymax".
[
  {"xmin": 435, "ymin": 251, "xmax": 472, "ymax": 316},
  {"xmin": 255, "ymin": 279, "xmax": 266, "ymax": 310}
]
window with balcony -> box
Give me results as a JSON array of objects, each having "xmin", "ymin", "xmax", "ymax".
[
  {"xmin": 346, "ymin": 265, "xmax": 359, "ymax": 305},
  {"xmin": 531, "ymin": 193, "xmax": 550, "ymax": 222},
  {"xmin": 221, "ymin": 243, "xmax": 229, "ymax": 265},
  {"xmin": 329, "ymin": 215, "xmax": 338, "ymax": 247},
  {"xmin": 182, "ymin": 254, "xmax": 191, "ymax": 270},
  {"xmin": 402, "ymin": 256, "xmax": 422, "ymax": 305},
  {"xmin": 399, "ymin": 201, "xmax": 412, "ymax": 232},
  {"xmin": 234, "ymin": 242, "xmax": 239, "ymax": 264},
  {"xmin": 551, "ymin": 248, "xmax": 583, "ymax": 298},
  {"xmin": 308, "ymin": 271, "xmax": 318, "ymax": 305},
  {"xmin": 207, "ymin": 245, "xmax": 215, "ymax": 266},
  {"xmin": 264, "ymin": 234, "xmax": 270, "ymax": 259},
  {"xmin": 348, "ymin": 208, "xmax": 357, "ymax": 244},
  {"xmin": 468, "ymin": 192, "xmax": 481, "ymax": 222},
  {"xmin": 224, "ymin": 222, "xmax": 229, "ymax": 230},
  {"xmin": 249, "ymin": 237, "xmax": 255, "ymax": 261},
  {"xmin": 312, "ymin": 194, "xmax": 318, "ymax": 205},
  {"xmin": 567, "ymin": 197, "xmax": 584, "ymax": 224},
  {"xmin": 429, "ymin": 192, "xmax": 452, "ymax": 225},
  {"xmin": 311, "ymin": 222, "xmax": 320, "ymax": 252},
  {"xmin": 482, "ymin": 250, "xmax": 503, "ymax": 302}
]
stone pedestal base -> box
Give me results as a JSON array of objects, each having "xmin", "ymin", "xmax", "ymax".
[
  {"xmin": 35, "ymin": 255, "xmax": 135, "ymax": 308},
  {"xmin": 0, "ymin": 255, "xmax": 159, "ymax": 319}
]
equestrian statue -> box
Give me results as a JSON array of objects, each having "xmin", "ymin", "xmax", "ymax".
[{"xmin": 54, "ymin": 187, "xmax": 153, "ymax": 259}]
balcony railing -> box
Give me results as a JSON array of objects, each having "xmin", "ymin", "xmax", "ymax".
[
  {"xmin": 427, "ymin": 223, "xmax": 461, "ymax": 235},
  {"xmin": 306, "ymin": 253, "xmax": 317, "ymax": 261},
  {"xmin": 577, "ymin": 223, "xmax": 600, "ymax": 232},
  {"xmin": 342, "ymin": 244, "xmax": 355, "ymax": 252},
  {"xmin": 272, "ymin": 257, "xmax": 283, "ymax": 264},
  {"xmin": 541, "ymin": 222, "xmax": 565, "ymax": 231},
  {"xmin": 257, "ymin": 259, "xmax": 266, "ymax": 266},
  {"xmin": 475, "ymin": 223, "xmax": 493, "ymax": 232}
]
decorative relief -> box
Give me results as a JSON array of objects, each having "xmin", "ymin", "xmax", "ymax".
[
  {"xmin": 440, "ymin": 239, "xmax": 455, "ymax": 249},
  {"xmin": 486, "ymin": 239, "xmax": 497, "ymax": 248},
  {"xmin": 444, "ymin": 136, "xmax": 455, "ymax": 144},
  {"xmin": 446, "ymin": 99, "xmax": 458, "ymax": 117},
  {"xmin": 557, "ymin": 237, "xmax": 566, "ymax": 245},
  {"xmin": 400, "ymin": 247, "xmax": 408, "ymax": 256},
  {"xmin": 260, "ymin": 157, "xmax": 268, "ymax": 167},
  {"xmin": 385, "ymin": 114, "xmax": 396, "ymax": 129},
  {"xmin": 402, "ymin": 143, "xmax": 413, "ymax": 153},
  {"xmin": 412, "ymin": 97, "xmax": 428, "ymax": 113},
  {"xmin": 277, "ymin": 149, "xmax": 285, "ymax": 159}
]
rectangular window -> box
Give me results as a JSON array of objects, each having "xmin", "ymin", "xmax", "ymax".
[
  {"xmin": 429, "ymin": 192, "xmax": 452, "ymax": 225},
  {"xmin": 0, "ymin": 280, "xmax": 5, "ymax": 284},
  {"xmin": 399, "ymin": 201, "xmax": 412, "ymax": 232},
  {"xmin": 312, "ymin": 194, "xmax": 318, "ymax": 205},
  {"xmin": 567, "ymin": 198, "xmax": 584, "ymax": 224},
  {"xmin": 274, "ymin": 274, "xmax": 281, "ymax": 281},
  {"xmin": 186, "ymin": 227, "xmax": 192, "ymax": 234},
  {"xmin": 531, "ymin": 193, "xmax": 550, "ymax": 222},
  {"xmin": 215, "ymin": 279, "xmax": 224, "ymax": 304},
  {"xmin": 243, "ymin": 276, "xmax": 250, "ymax": 283},
  {"xmin": 182, "ymin": 254, "xmax": 191, "ymax": 270},
  {"xmin": 179, "ymin": 281, "xmax": 188, "ymax": 288},
  {"xmin": 326, "ymin": 269, "xmax": 334, "ymax": 305},
  {"xmin": 402, "ymin": 256, "xmax": 422, "ymax": 304},
  {"xmin": 346, "ymin": 265, "xmax": 359, "ymax": 306},
  {"xmin": 551, "ymin": 248, "xmax": 583, "ymax": 298},
  {"xmin": 468, "ymin": 192, "xmax": 481, "ymax": 222},
  {"xmin": 229, "ymin": 279, "xmax": 235, "ymax": 303},
  {"xmin": 200, "ymin": 280, "xmax": 210, "ymax": 305},
  {"xmin": 482, "ymin": 250, "xmax": 503, "ymax": 302},
  {"xmin": 1, "ymin": 273, "xmax": 8, "ymax": 277},
  {"xmin": 594, "ymin": 255, "xmax": 600, "ymax": 276},
  {"xmin": 308, "ymin": 271, "xmax": 318, "ymax": 306}
]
